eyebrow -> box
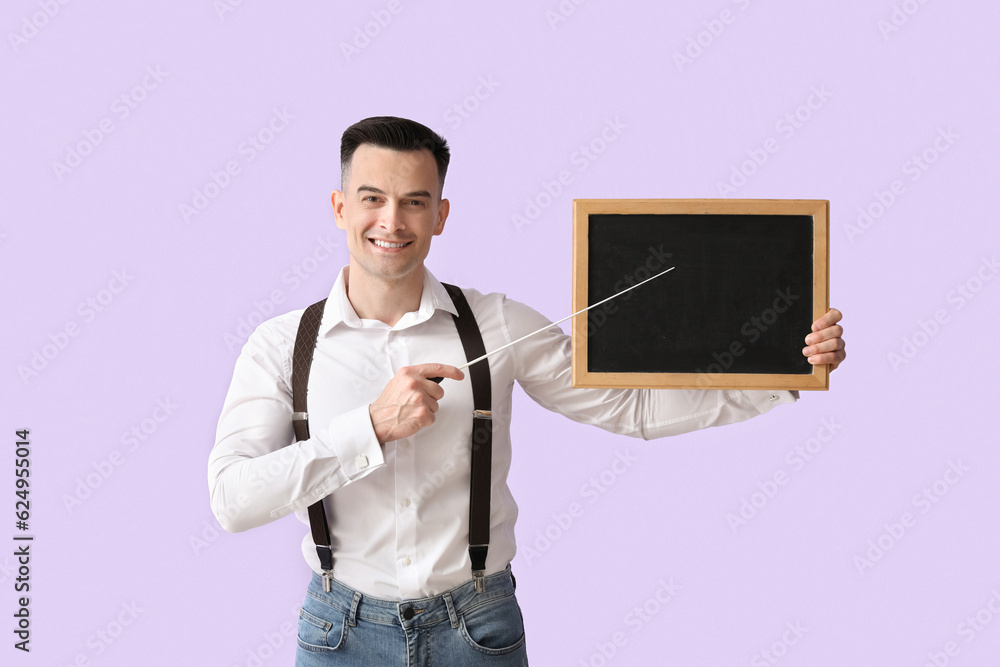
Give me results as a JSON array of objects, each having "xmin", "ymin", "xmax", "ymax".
[{"xmin": 356, "ymin": 185, "xmax": 432, "ymax": 199}]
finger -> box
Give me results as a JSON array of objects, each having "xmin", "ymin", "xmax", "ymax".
[
  {"xmin": 803, "ymin": 337, "xmax": 845, "ymax": 357},
  {"xmin": 415, "ymin": 363, "xmax": 464, "ymax": 382},
  {"xmin": 423, "ymin": 379, "xmax": 445, "ymax": 402},
  {"xmin": 805, "ymin": 324, "xmax": 843, "ymax": 346},
  {"xmin": 808, "ymin": 349, "xmax": 846, "ymax": 368},
  {"xmin": 811, "ymin": 308, "xmax": 843, "ymax": 332}
]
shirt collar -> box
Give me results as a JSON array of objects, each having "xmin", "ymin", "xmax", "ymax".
[{"xmin": 320, "ymin": 266, "xmax": 457, "ymax": 334}]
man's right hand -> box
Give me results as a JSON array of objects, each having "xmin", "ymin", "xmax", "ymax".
[{"xmin": 369, "ymin": 363, "xmax": 464, "ymax": 445}]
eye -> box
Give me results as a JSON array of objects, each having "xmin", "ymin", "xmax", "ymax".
[
  {"xmin": 408, "ymin": 199, "xmax": 426, "ymax": 206},
  {"xmin": 363, "ymin": 195, "xmax": 380, "ymax": 203}
]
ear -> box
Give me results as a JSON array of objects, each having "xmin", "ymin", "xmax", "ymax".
[
  {"xmin": 332, "ymin": 191, "xmax": 346, "ymax": 230},
  {"xmin": 433, "ymin": 198, "xmax": 450, "ymax": 236}
]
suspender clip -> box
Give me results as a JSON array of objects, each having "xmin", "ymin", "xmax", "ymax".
[
  {"xmin": 473, "ymin": 409, "xmax": 492, "ymax": 420},
  {"xmin": 472, "ymin": 570, "xmax": 486, "ymax": 594},
  {"xmin": 292, "ymin": 412, "xmax": 309, "ymax": 422},
  {"xmin": 322, "ymin": 570, "xmax": 332, "ymax": 593},
  {"xmin": 469, "ymin": 543, "xmax": 488, "ymax": 594}
]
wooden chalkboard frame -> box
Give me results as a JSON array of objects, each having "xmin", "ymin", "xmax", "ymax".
[{"xmin": 571, "ymin": 199, "xmax": 829, "ymax": 391}]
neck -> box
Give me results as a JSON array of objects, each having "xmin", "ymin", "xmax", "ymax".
[{"xmin": 344, "ymin": 263, "xmax": 425, "ymax": 327}]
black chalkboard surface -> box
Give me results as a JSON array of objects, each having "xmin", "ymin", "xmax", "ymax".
[{"xmin": 572, "ymin": 200, "xmax": 829, "ymax": 390}]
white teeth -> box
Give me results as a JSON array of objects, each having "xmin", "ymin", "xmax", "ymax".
[{"xmin": 372, "ymin": 239, "xmax": 408, "ymax": 248}]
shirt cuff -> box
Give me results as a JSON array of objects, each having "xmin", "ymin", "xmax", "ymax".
[
  {"xmin": 734, "ymin": 389, "xmax": 799, "ymax": 415},
  {"xmin": 324, "ymin": 404, "xmax": 385, "ymax": 479}
]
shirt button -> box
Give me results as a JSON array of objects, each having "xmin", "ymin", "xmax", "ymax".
[
  {"xmin": 401, "ymin": 557, "xmax": 411, "ymax": 566},
  {"xmin": 402, "ymin": 498, "xmax": 411, "ymax": 508},
  {"xmin": 355, "ymin": 455, "xmax": 368, "ymax": 469}
]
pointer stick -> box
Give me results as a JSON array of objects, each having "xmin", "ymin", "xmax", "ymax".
[{"xmin": 431, "ymin": 266, "xmax": 675, "ymax": 383}]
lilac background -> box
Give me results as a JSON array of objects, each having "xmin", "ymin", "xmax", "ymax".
[{"xmin": 4, "ymin": 0, "xmax": 1000, "ymax": 665}]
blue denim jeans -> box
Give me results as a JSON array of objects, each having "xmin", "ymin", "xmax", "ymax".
[{"xmin": 295, "ymin": 566, "xmax": 528, "ymax": 666}]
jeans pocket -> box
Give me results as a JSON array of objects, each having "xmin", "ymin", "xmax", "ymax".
[
  {"xmin": 458, "ymin": 593, "xmax": 526, "ymax": 656},
  {"xmin": 296, "ymin": 596, "xmax": 348, "ymax": 653}
]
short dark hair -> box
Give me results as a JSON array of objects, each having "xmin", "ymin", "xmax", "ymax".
[{"xmin": 340, "ymin": 116, "xmax": 450, "ymax": 196}]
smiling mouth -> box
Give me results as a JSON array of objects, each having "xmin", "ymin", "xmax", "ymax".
[{"xmin": 369, "ymin": 239, "xmax": 412, "ymax": 249}]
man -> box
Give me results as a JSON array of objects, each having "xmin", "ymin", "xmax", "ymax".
[{"xmin": 208, "ymin": 116, "xmax": 846, "ymax": 666}]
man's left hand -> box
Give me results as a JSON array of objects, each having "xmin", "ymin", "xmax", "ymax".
[{"xmin": 803, "ymin": 308, "xmax": 846, "ymax": 371}]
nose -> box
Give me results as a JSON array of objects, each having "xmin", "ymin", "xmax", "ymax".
[{"xmin": 378, "ymin": 202, "xmax": 405, "ymax": 233}]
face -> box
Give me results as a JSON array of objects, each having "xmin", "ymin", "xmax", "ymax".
[{"xmin": 332, "ymin": 145, "xmax": 449, "ymax": 286}]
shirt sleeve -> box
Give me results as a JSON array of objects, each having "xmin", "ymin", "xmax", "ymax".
[
  {"xmin": 207, "ymin": 317, "xmax": 385, "ymax": 533},
  {"xmin": 501, "ymin": 297, "xmax": 797, "ymax": 439}
]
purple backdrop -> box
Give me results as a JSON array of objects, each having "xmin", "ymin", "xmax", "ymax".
[{"xmin": 4, "ymin": 1, "xmax": 1000, "ymax": 665}]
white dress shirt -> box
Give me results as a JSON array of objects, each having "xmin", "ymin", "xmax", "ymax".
[{"xmin": 208, "ymin": 267, "xmax": 796, "ymax": 600}]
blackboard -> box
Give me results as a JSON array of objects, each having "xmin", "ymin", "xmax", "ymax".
[{"xmin": 571, "ymin": 199, "xmax": 829, "ymax": 390}]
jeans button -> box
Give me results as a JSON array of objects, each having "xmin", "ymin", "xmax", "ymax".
[{"xmin": 402, "ymin": 608, "xmax": 415, "ymax": 620}]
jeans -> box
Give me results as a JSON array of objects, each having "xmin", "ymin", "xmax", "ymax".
[{"xmin": 295, "ymin": 565, "xmax": 528, "ymax": 666}]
